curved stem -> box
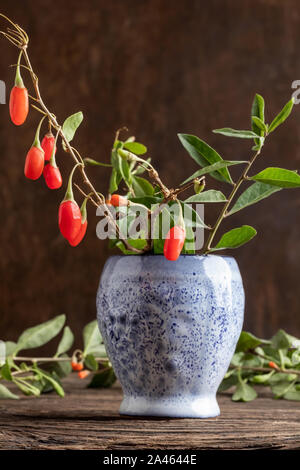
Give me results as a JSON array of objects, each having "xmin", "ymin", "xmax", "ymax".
[
  {"xmin": 203, "ymin": 148, "xmax": 261, "ymax": 253},
  {"xmin": 14, "ymin": 50, "xmax": 24, "ymax": 87},
  {"xmin": 49, "ymin": 129, "xmax": 60, "ymax": 167},
  {"xmin": 229, "ymin": 365, "xmax": 300, "ymax": 376},
  {"xmin": 12, "ymin": 356, "xmax": 108, "ymax": 363},
  {"xmin": 20, "ymin": 48, "xmax": 143, "ymax": 254},
  {"xmin": 32, "ymin": 115, "xmax": 46, "ymax": 149}
]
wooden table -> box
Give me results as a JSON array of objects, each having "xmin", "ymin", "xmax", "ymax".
[{"xmin": 0, "ymin": 376, "xmax": 299, "ymax": 450}]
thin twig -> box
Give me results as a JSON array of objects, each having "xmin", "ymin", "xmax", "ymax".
[
  {"xmin": 203, "ymin": 148, "xmax": 262, "ymax": 253},
  {"xmin": 230, "ymin": 365, "xmax": 300, "ymax": 376},
  {"xmin": 173, "ymin": 176, "xmax": 205, "ymax": 197},
  {"xmin": 74, "ymin": 184, "xmax": 99, "ymax": 208},
  {"xmin": 13, "ymin": 356, "xmax": 109, "ymax": 363},
  {"xmin": 0, "ymin": 15, "xmax": 168, "ymax": 255}
]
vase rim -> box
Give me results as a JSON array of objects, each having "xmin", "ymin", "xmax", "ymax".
[{"xmin": 108, "ymin": 253, "xmax": 236, "ymax": 260}]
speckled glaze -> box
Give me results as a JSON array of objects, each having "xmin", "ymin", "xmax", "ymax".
[{"xmin": 96, "ymin": 255, "xmax": 244, "ymax": 418}]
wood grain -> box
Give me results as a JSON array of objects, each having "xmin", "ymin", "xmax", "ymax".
[{"xmin": 0, "ymin": 376, "xmax": 299, "ymax": 450}]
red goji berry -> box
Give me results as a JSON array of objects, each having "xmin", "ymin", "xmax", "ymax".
[
  {"xmin": 69, "ymin": 198, "xmax": 88, "ymax": 247},
  {"xmin": 59, "ymin": 200, "xmax": 81, "ymax": 241},
  {"xmin": 71, "ymin": 361, "xmax": 84, "ymax": 372},
  {"xmin": 164, "ymin": 225, "xmax": 186, "ymax": 261},
  {"xmin": 107, "ymin": 194, "xmax": 128, "ymax": 207},
  {"xmin": 44, "ymin": 164, "xmax": 62, "ymax": 189},
  {"xmin": 9, "ymin": 52, "xmax": 29, "ymax": 126},
  {"xmin": 24, "ymin": 116, "xmax": 45, "ymax": 180},
  {"xmin": 41, "ymin": 132, "xmax": 56, "ymax": 161},
  {"xmin": 78, "ymin": 370, "xmax": 90, "ymax": 379},
  {"xmin": 58, "ymin": 164, "xmax": 82, "ymax": 241},
  {"xmin": 43, "ymin": 136, "xmax": 62, "ymax": 189},
  {"xmin": 268, "ymin": 361, "xmax": 278, "ymax": 370}
]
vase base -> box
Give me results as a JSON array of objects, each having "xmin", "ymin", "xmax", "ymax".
[{"xmin": 119, "ymin": 395, "xmax": 220, "ymax": 419}]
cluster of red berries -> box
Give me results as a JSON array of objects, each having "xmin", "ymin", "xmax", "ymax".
[
  {"xmin": 9, "ymin": 59, "xmax": 186, "ymax": 258},
  {"xmin": 9, "ymin": 62, "xmax": 87, "ymax": 247},
  {"xmin": 71, "ymin": 360, "xmax": 90, "ymax": 379},
  {"xmin": 10, "ymin": 77, "xmax": 62, "ymax": 189},
  {"xmin": 105, "ymin": 195, "xmax": 186, "ymax": 260}
]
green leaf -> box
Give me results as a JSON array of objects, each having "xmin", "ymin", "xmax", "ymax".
[
  {"xmin": 83, "ymin": 320, "xmax": 103, "ymax": 357},
  {"xmin": 218, "ymin": 373, "xmax": 239, "ymax": 392},
  {"xmin": 56, "ymin": 326, "xmax": 74, "ymax": 356},
  {"xmin": 14, "ymin": 378, "xmax": 41, "ymax": 397},
  {"xmin": 88, "ymin": 367, "xmax": 116, "ymax": 388},
  {"xmin": 128, "ymin": 196, "xmax": 163, "ymax": 207},
  {"xmin": 181, "ymin": 225, "xmax": 195, "ymax": 255},
  {"xmin": 0, "ymin": 341, "xmax": 5, "ymax": 366},
  {"xmin": 231, "ymin": 352, "xmax": 244, "ymax": 367},
  {"xmin": 33, "ymin": 366, "xmax": 65, "ymax": 397},
  {"xmin": 111, "ymin": 148, "xmax": 122, "ymax": 172},
  {"xmin": 228, "ymin": 182, "xmax": 282, "ymax": 216},
  {"xmin": 232, "ymin": 382, "xmax": 257, "ymax": 402},
  {"xmin": 269, "ymin": 373, "xmax": 297, "ymax": 384},
  {"xmin": 251, "ymin": 167, "xmax": 300, "ymax": 188},
  {"xmin": 291, "ymin": 350, "xmax": 300, "ymax": 365},
  {"xmin": 242, "ymin": 353, "xmax": 263, "ymax": 368},
  {"xmin": 213, "ymin": 128, "xmax": 259, "ymax": 139},
  {"xmin": 109, "ymin": 168, "xmax": 122, "ymax": 194},
  {"xmin": 271, "ymin": 380, "xmax": 295, "ymax": 398},
  {"xmin": 112, "ymin": 148, "xmax": 133, "ymax": 189},
  {"xmin": 49, "ymin": 355, "xmax": 72, "ymax": 378},
  {"xmin": 5, "ymin": 341, "xmax": 17, "ymax": 356},
  {"xmin": 177, "ymin": 134, "xmax": 233, "ymax": 184},
  {"xmin": 251, "ymin": 371, "xmax": 275, "ymax": 384},
  {"xmin": 0, "ymin": 383, "xmax": 19, "ymax": 399},
  {"xmin": 15, "ymin": 314, "xmax": 66, "ymax": 354},
  {"xmin": 1, "ymin": 360, "xmax": 12, "ymax": 381},
  {"xmin": 115, "ymin": 239, "xmax": 147, "ymax": 255},
  {"xmin": 179, "ymin": 201, "xmax": 209, "ymax": 229},
  {"xmin": 62, "ymin": 111, "xmax": 83, "ymax": 145},
  {"xmin": 251, "ymin": 94, "xmax": 265, "ymax": 146},
  {"xmin": 261, "ymin": 346, "xmax": 281, "ymax": 364},
  {"xmin": 84, "ymin": 354, "xmax": 99, "ymax": 371},
  {"xmin": 120, "ymin": 159, "xmax": 132, "ymax": 187},
  {"xmin": 152, "ymin": 205, "xmax": 173, "ymax": 254},
  {"xmin": 124, "ymin": 136, "xmax": 135, "ymax": 144},
  {"xmin": 251, "ymin": 116, "xmax": 267, "ymax": 134},
  {"xmin": 123, "ymin": 142, "xmax": 147, "ymax": 155},
  {"xmin": 83, "ymin": 158, "xmax": 112, "ymax": 167},
  {"xmin": 271, "ymin": 329, "xmax": 300, "ymax": 349},
  {"xmin": 181, "ymin": 160, "xmax": 247, "ymax": 185},
  {"xmin": 132, "ymin": 176, "xmax": 154, "ymax": 196},
  {"xmin": 132, "ymin": 158, "xmax": 151, "ymax": 175},
  {"xmin": 184, "ymin": 190, "xmax": 227, "ymax": 203},
  {"xmin": 268, "ymin": 98, "xmax": 294, "ymax": 133},
  {"xmin": 211, "ymin": 225, "xmax": 257, "ymax": 251},
  {"xmin": 236, "ymin": 331, "xmax": 266, "ymax": 352},
  {"xmin": 283, "ymin": 389, "xmax": 300, "ymax": 401}
]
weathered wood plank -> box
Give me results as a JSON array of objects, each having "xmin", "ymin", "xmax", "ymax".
[{"xmin": 0, "ymin": 377, "xmax": 299, "ymax": 450}]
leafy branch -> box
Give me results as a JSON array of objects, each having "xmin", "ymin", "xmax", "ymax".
[
  {"xmin": 1, "ymin": 14, "xmax": 299, "ymax": 257},
  {"xmin": 219, "ymin": 330, "xmax": 300, "ymax": 402},
  {"xmin": 0, "ymin": 315, "xmax": 115, "ymax": 399},
  {"xmin": 1, "ymin": 316, "xmax": 300, "ymax": 402}
]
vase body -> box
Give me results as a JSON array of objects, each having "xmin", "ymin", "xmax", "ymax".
[{"xmin": 96, "ymin": 255, "xmax": 244, "ymax": 418}]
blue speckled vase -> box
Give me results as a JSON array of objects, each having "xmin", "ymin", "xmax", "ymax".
[{"xmin": 96, "ymin": 255, "xmax": 244, "ymax": 418}]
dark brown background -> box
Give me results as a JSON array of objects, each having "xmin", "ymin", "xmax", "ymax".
[{"xmin": 1, "ymin": 0, "xmax": 300, "ymax": 350}]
